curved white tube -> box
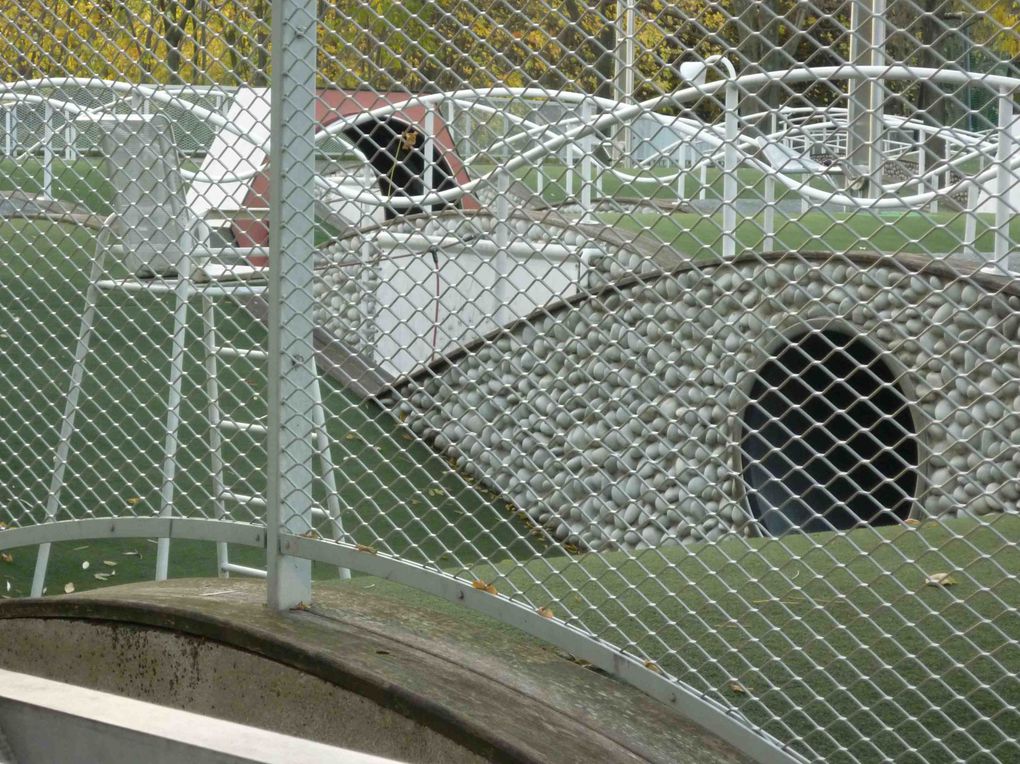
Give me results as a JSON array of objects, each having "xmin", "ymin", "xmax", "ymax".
[{"xmin": 6, "ymin": 67, "xmax": 1020, "ymax": 212}]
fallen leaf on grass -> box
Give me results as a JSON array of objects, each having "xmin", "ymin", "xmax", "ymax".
[
  {"xmin": 1, "ymin": 552, "xmax": 12, "ymax": 564},
  {"xmin": 727, "ymin": 681, "xmax": 748, "ymax": 695},
  {"xmin": 64, "ymin": 582, "xmax": 75, "ymax": 594},
  {"xmin": 925, "ymin": 572, "xmax": 958, "ymax": 587},
  {"xmin": 72, "ymin": 545, "xmax": 89, "ymax": 551},
  {"xmin": 126, "ymin": 497, "xmax": 141, "ymax": 506},
  {"xmin": 93, "ymin": 573, "xmax": 111, "ymax": 581},
  {"xmin": 102, "ymin": 560, "xmax": 117, "ymax": 567},
  {"xmin": 537, "ymin": 606, "xmax": 555, "ymax": 619},
  {"xmin": 355, "ymin": 544, "xmax": 378, "ymax": 555},
  {"xmin": 81, "ymin": 561, "xmax": 89, "ymax": 570},
  {"xmin": 123, "ymin": 550, "xmax": 140, "ymax": 557},
  {"xmin": 904, "ymin": 518, "xmax": 921, "ymax": 527},
  {"xmin": 471, "ymin": 579, "xmax": 497, "ymax": 595}
]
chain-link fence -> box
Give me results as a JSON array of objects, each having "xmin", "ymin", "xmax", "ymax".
[{"xmin": 2, "ymin": 1, "xmax": 1020, "ymax": 762}]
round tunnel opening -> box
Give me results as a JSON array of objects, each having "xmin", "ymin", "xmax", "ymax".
[
  {"xmin": 342, "ymin": 117, "xmax": 459, "ymax": 220},
  {"xmin": 740, "ymin": 329, "xmax": 918, "ymax": 535}
]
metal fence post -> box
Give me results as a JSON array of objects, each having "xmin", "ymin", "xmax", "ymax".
[
  {"xmin": 995, "ymin": 85, "xmax": 1016, "ymax": 269},
  {"xmin": 266, "ymin": 0, "xmax": 319, "ymax": 610}
]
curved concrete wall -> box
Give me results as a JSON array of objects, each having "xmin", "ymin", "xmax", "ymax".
[
  {"xmin": 389, "ymin": 253, "xmax": 1020, "ymax": 551},
  {"xmin": 0, "ymin": 618, "xmax": 484, "ymax": 764},
  {"xmin": 0, "ymin": 581, "xmax": 752, "ymax": 764}
]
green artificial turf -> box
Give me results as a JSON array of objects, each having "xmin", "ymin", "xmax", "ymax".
[
  {"xmin": 474, "ymin": 159, "xmax": 1008, "ymax": 261},
  {"xmin": 329, "ymin": 514, "xmax": 1020, "ymax": 764},
  {"xmin": 608, "ymin": 208, "xmax": 1004, "ymax": 260}
]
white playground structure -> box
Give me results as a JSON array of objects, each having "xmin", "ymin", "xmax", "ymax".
[
  {"xmin": 1, "ymin": 68, "xmax": 1019, "ymax": 389},
  {"xmin": 2, "ymin": 69, "xmax": 1020, "ymax": 528},
  {"xmin": 4, "ymin": 68, "xmax": 1020, "ymax": 359}
]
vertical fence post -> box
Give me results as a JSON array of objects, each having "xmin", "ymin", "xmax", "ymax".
[
  {"xmin": 42, "ymin": 102, "xmax": 53, "ymax": 199},
  {"xmin": 719, "ymin": 60, "xmax": 738, "ymax": 259},
  {"xmin": 963, "ymin": 183, "xmax": 979, "ymax": 261},
  {"xmin": 266, "ymin": 0, "xmax": 319, "ymax": 610},
  {"xmin": 995, "ymin": 86, "xmax": 1015, "ymax": 269},
  {"xmin": 764, "ymin": 174, "xmax": 775, "ymax": 251},
  {"xmin": 580, "ymin": 98, "xmax": 594, "ymax": 220},
  {"xmin": 4, "ymin": 107, "xmax": 12, "ymax": 157},
  {"xmin": 423, "ymin": 103, "xmax": 435, "ymax": 208}
]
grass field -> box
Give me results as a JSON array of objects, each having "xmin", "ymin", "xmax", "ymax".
[{"xmin": 476, "ymin": 159, "xmax": 1008, "ymax": 261}]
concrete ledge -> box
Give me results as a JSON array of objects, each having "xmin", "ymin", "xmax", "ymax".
[
  {"xmin": 0, "ymin": 667, "xmax": 400, "ymax": 764},
  {"xmin": 0, "ymin": 579, "xmax": 753, "ymax": 764}
]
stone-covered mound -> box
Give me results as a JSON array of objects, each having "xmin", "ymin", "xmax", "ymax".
[{"xmin": 387, "ymin": 252, "xmax": 1020, "ymax": 552}]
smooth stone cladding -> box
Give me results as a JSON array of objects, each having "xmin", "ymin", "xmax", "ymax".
[{"xmin": 388, "ymin": 251, "xmax": 1020, "ymax": 552}]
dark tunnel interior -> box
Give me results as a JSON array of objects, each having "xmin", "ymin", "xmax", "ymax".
[
  {"xmin": 740, "ymin": 329, "xmax": 918, "ymax": 535},
  {"xmin": 342, "ymin": 117, "xmax": 460, "ymax": 220}
]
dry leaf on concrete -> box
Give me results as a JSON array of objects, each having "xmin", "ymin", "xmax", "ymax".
[{"xmin": 471, "ymin": 579, "xmax": 497, "ymax": 595}]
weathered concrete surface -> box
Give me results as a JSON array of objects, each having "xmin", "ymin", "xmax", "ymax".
[{"xmin": 0, "ymin": 579, "xmax": 753, "ymax": 764}]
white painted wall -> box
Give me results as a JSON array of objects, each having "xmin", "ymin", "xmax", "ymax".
[{"xmin": 372, "ymin": 245, "xmax": 581, "ymax": 377}]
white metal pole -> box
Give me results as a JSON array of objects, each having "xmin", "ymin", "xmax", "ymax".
[
  {"xmin": 917, "ymin": 142, "xmax": 926, "ymax": 199},
  {"xmin": 566, "ymin": 145, "xmax": 575, "ymax": 199},
  {"xmin": 43, "ymin": 102, "xmax": 53, "ymax": 199},
  {"xmin": 963, "ymin": 183, "xmax": 978, "ymax": 261},
  {"xmin": 708, "ymin": 55, "xmax": 738, "ymax": 258},
  {"xmin": 155, "ymin": 279, "xmax": 190, "ymax": 581},
  {"xmin": 64, "ymin": 110, "xmax": 74, "ymax": 161},
  {"xmin": 494, "ymin": 168, "xmax": 511, "ymax": 328},
  {"xmin": 266, "ymin": 0, "xmax": 319, "ymax": 610},
  {"xmin": 995, "ymin": 87, "xmax": 1014, "ymax": 268},
  {"xmin": 723, "ymin": 78, "xmax": 738, "ymax": 258},
  {"xmin": 32, "ymin": 251, "xmax": 107, "ymax": 597},
  {"xmin": 847, "ymin": 0, "xmax": 886, "ymax": 198},
  {"xmin": 311, "ymin": 377, "xmax": 350, "ymax": 580},
  {"xmin": 580, "ymin": 98, "xmax": 594, "ymax": 220},
  {"xmin": 764, "ymin": 174, "xmax": 776, "ymax": 251},
  {"xmin": 423, "ymin": 104, "xmax": 435, "ymax": 208},
  {"xmin": 5, "ymin": 107, "xmax": 13, "ymax": 157},
  {"xmin": 612, "ymin": 0, "xmax": 636, "ymax": 159},
  {"xmin": 201, "ymin": 296, "xmax": 229, "ymax": 577}
]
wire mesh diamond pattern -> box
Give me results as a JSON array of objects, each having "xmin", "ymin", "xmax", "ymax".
[{"xmin": 1, "ymin": 1, "xmax": 1019, "ymax": 762}]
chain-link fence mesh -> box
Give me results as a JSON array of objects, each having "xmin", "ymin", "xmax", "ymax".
[{"xmin": 2, "ymin": 1, "xmax": 1020, "ymax": 762}]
